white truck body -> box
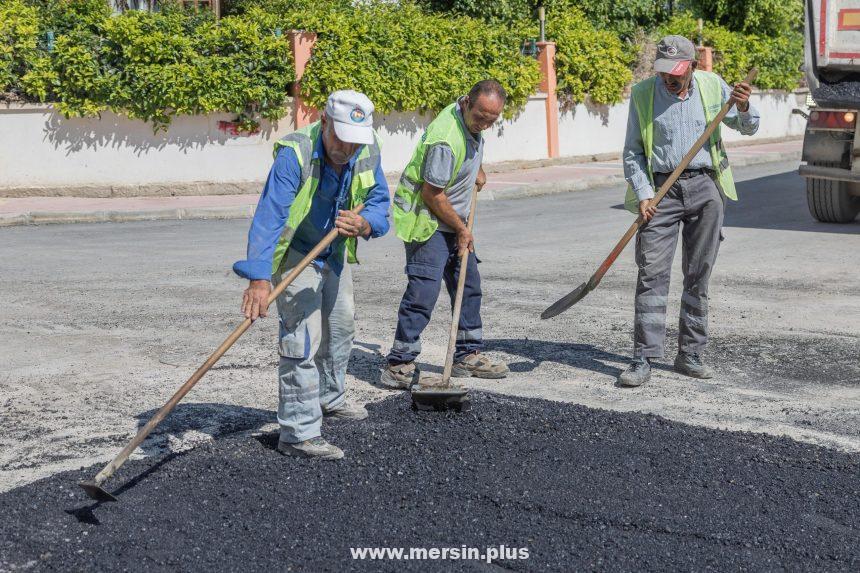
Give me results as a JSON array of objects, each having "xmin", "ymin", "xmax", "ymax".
[
  {"xmin": 799, "ymin": 0, "xmax": 860, "ymax": 222},
  {"xmin": 806, "ymin": 0, "xmax": 860, "ymax": 78}
]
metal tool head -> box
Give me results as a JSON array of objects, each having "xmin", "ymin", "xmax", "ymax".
[
  {"xmin": 79, "ymin": 480, "xmax": 118, "ymax": 502},
  {"xmin": 411, "ymin": 374, "xmax": 471, "ymax": 412},
  {"xmin": 541, "ymin": 281, "xmax": 591, "ymax": 319}
]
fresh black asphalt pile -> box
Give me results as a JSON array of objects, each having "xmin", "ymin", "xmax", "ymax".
[
  {"xmin": 812, "ymin": 74, "xmax": 860, "ymax": 107},
  {"xmin": 1, "ymin": 393, "xmax": 858, "ymax": 572}
]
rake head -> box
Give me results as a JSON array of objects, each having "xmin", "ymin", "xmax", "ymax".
[{"xmin": 410, "ymin": 374, "xmax": 471, "ymax": 412}]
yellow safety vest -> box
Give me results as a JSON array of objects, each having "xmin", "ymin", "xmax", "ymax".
[
  {"xmin": 624, "ymin": 70, "xmax": 737, "ymax": 213},
  {"xmin": 271, "ymin": 122, "xmax": 381, "ymax": 274},
  {"xmin": 392, "ymin": 102, "xmax": 468, "ymax": 242}
]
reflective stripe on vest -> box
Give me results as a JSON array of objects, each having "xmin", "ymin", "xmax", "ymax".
[
  {"xmin": 624, "ymin": 70, "xmax": 737, "ymax": 213},
  {"xmin": 269, "ymin": 122, "xmax": 381, "ymax": 275},
  {"xmin": 393, "ymin": 102, "xmax": 468, "ymax": 243}
]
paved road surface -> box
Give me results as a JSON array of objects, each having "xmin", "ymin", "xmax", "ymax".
[
  {"xmin": 1, "ymin": 161, "xmax": 858, "ymax": 495},
  {"xmin": 2, "ymin": 392, "xmax": 857, "ymax": 571}
]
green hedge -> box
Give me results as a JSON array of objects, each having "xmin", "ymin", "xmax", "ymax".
[
  {"xmin": 260, "ymin": 0, "xmax": 628, "ymax": 113},
  {"xmin": 659, "ymin": 12, "xmax": 802, "ymax": 91},
  {"xmin": 2, "ymin": 0, "xmax": 804, "ymax": 129},
  {"xmin": 680, "ymin": 0, "xmax": 803, "ymax": 37},
  {"xmin": 247, "ymin": 1, "xmax": 541, "ymax": 118},
  {"xmin": 6, "ymin": 0, "xmax": 294, "ymax": 129},
  {"xmin": 0, "ymin": 0, "xmax": 42, "ymax": 98},
  {"xmin": 416, "ymin": 0, "xmax": 668, "ymax": 40},
  {"xmin": 541, "ymin": 7, "xmax": 633, "ymax": 106}
]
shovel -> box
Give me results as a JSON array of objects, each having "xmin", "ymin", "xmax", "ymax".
[
  {"xmin": 411, "ymin": 185, "xmax": 479, "ymax": 412},
  {"xmin": 541, "ymin": 68, "xmax": 757, "ymax": 319},
  {"xmin": 79, "ymin": 204, "xmax": 365, "ymax": 502}
]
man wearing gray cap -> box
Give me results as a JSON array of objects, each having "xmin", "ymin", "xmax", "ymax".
[
  {"xmin": 233, "ymin": 90, "xmax": 390, "ymax": 459},
  {"xmin": 618, "ymin": 35, "xmax": 759, "ymax": 387}
]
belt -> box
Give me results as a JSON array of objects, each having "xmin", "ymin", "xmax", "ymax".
[{"xmin": 654, "ymin": 168, "xmax": 712, "ymax": 180}]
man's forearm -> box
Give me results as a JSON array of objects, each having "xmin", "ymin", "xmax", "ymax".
[{"xmin": 421, "ymin": 183, "xmax": 466, "ymax": 232}]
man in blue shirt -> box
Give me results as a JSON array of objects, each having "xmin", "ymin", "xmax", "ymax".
[{"xmin": 233, "ymin": 91, "xmax": 390, "ymax": 459}]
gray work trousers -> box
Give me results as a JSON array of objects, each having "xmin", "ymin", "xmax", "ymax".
[
  {"xmin": 273, "ymin": 249, "xmax": 355, "ymax": 443},
  {"xmin": 633, "ymin": 171, "xmax": 725, "ymax": 359}
]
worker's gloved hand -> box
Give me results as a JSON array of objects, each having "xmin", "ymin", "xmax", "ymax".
[
  {"xmin": 242, "ymin": 279, "xmax": 272, "ymax": 320},
  {"xmin": 731, "ymin": 81, "xmax": 752, "ymax": 112},
  {"xmin": 457, "ymin": 227, "xmax": 475, "ymax": 255},
  {"xmin": 335, "ymin": 210, "xmax": 370, "ymax": 237},
  {"xmin": 639, "ymin": 199, "xmax": 657, "ymax": 222}
]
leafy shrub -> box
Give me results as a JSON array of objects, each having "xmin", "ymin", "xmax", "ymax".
[
  {"xmin": 542, "ymin": 7, "xmax": 634, "ymax": 106},
  {"xmin": 409, "ymin": 1, "xmax": 637, "ymax": 105},
  {"xmin": 679, "ymin": 0, "xmax": 803, "ymax": 37},
  {"xmin": 252, "ymin": 1, "xmax": 541, "ymax": 117},
  {"xmin": 18, "ymin": 4, "xmax": 294, "ymax": 128},
  {"xmin": 0, "ymin": 0, "xmax": 42, "ymax": 98},
  {"xmin": 659, "ymin": 12, "xmax": 802, "ymax": 91},
  {"xmin": 32, "ymin": 0, "xmax": 112, "ymax": 35},
  {"xmin": 416, "ymin": 0, "xmax": 668, "ymax": 39}
]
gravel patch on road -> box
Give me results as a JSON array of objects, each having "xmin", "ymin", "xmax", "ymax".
[{"xmin": 1, "ymin": 393, "xmax": 858, "ymax": 572}]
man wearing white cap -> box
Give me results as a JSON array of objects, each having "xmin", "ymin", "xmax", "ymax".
[
  {"xmin": 233, "ymin": 90, "xmax": 390, "ymax": 459},
  {"xmin": 618, "ymin": 35, "xmax": 759, "ymax": 387}
]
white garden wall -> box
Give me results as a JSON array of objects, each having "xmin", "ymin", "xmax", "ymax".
[
  {"xmin": 0, "ymin": 91, "xmax": 808, "ymax": 197},
  {"xmin": 556, "ymin": 91, "xmax": 808, "ymax": 158}
]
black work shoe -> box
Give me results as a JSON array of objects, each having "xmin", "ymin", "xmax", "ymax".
[
  {"xmin": 618, "ymin": 358, "xmax": 651, "ymax": 387},
  {"xmin": 673, "ymin": 352, "xmax": 715, "ymax": 379}
]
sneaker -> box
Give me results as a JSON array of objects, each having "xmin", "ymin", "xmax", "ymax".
[
  {"xmin": 323, "ymin": 400, "xmax": 369, "ymax": 420},
  {"xmin": 451, "ymin": 353, "xmax": 509, "ymax": 379},
  {"xmin": 277, "ymin": 437, "xmax": 344, "ymax": 460},
  {"xmin": 379, "ymin": 362, "xmax": 417, "ymax": 390},
  {"xmin": 673, "ymin": 352, "xmax": 715, "ymax": 379},
  {"xmin": 618, "ymin": 358, "xmax": 651, "ymax": 387}
]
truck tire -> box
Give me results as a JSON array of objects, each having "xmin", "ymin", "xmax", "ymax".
[{"xmin": 806, "ymin": 177, "xmax": 860, "ymax": 223}]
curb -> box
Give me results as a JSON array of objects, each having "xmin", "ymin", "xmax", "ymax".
[
  {"xmin": 0, "ymin": 152, "xmax": 800, "ymax": 227},
  {"xmin": 0, "ymin": 205, "xmax": 256, "ymax": 228},
  {"xmin": 479, "ymin": 150, "xmax": 801, "ymax": 201}
]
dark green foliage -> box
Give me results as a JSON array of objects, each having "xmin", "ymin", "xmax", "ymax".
[
  {"xmin": 6, "ymin": 0, "xmax": 294, "ymax": 128},
  {"xmin": 660, "ymin": 12, "xmax": 802, "ymax": 91}
]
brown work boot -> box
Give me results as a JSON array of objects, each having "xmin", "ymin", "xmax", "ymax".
[
  {"xmin": 379, "ymin": 362, "xmax": 417, "ymax": 390},
  {"xmin": 451, "ymin": 352, "xmax": 509, "ymax": 379},
  {"xmin": 323, "ymin": 400, "xmax": 369, "ymax": 420},
  {"xmin": 277, "ymin": 437, "xmax": 344, "ymax": 460}
]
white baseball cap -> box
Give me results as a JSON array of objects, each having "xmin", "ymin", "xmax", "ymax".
[{"xmin": 325, "ymin": 90, "xmax": 375, "ymax": 145}]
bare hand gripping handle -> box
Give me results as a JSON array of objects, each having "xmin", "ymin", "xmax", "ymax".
[
  {"xmin": 80, "ymin": 204, "xmax": 366, "ymax": 502},
  {"xmin": 541, "ymin": 68, "xmax": 758, "ymax": 320}
]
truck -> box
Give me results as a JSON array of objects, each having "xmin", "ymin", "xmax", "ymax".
[{"xmin": 799, "ymin": 0, "xmax": 860, "ymax": 222}]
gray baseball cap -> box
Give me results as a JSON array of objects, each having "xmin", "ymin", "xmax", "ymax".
[
  {"xmin": 325, "ymin": 90, "xmax": 375, "ymax": 145},
  {"xmin": 654, "ymin": 35, "xmax": 696, "ymax": 75}
]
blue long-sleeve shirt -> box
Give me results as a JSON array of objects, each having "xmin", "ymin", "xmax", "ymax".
[
  {"xmin": 624, "ymin": 75, "xmax": 760, "ymax": 202},
  {"xmin": 233, "ymin": 137, "xmax": 390, "ymax": 280}
]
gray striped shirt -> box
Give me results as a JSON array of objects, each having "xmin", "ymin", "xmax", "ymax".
[{"xmin": 623, "ymin": 74, "xmax": 760, "ymax": 202}]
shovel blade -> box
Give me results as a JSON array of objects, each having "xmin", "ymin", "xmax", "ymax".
[
  {"xmin": 411, "ymin": 376, "xmax": 470, "ymax": 412},
  {"xmin": 541, "ymin": 281, "xmax": 591, "ymax": 319},
  {"xmin": 79, "ymin": 480, "xmax": 118, "ymax": 502}
]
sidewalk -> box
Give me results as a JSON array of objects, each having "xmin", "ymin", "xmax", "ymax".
[{"xmin": 0, "ymin": 139, "xmax": 801, "ymax": 227}]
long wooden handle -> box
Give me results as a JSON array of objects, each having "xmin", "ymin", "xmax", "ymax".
[
  {"xmin": 92, "ymin": 203, "xmax": 365, "ymax": 485},
  {"xmin": 442, "ymin": 186, "xmax": 480, "ymax": 383},
  {"xmin": 587, "ymin": 68, "xmax": 758, "ymax": 289}
]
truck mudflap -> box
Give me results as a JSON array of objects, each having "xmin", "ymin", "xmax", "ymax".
[{"xmin": 801, "ymin": 128, "xmax": 853, "ymax": 166}]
